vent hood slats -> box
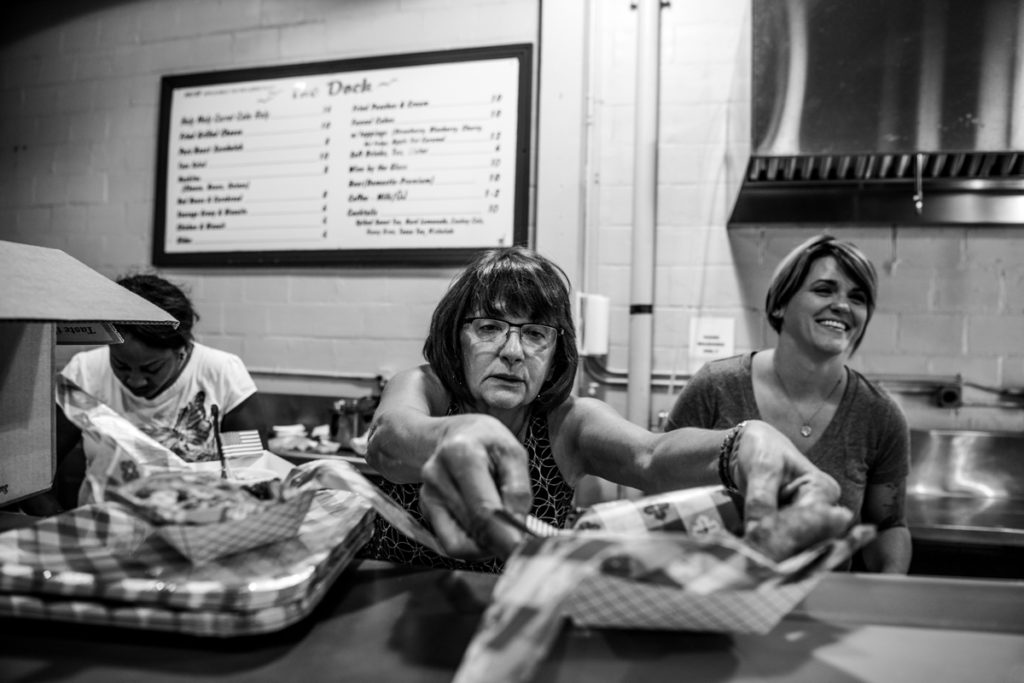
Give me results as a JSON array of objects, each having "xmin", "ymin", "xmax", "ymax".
[{"xmin": 730, "ymin": 0, "xmax": 1024, "ymax": 226}]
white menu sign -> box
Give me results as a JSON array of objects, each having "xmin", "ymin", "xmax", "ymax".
[{"xmin": 154, "ymin": 45, "xmax": 530, "ymax": 266}]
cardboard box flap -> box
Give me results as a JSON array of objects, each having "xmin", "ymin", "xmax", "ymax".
[{"xmin": 0, "ymin": 241, "xmax": 177, "ymax": 325}]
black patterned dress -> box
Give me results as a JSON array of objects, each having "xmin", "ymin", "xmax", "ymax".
[{"xmin": 357, "ymin": 404, "xmax": 576, "ymax": 572}]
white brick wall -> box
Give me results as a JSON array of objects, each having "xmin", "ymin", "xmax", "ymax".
[
  {"xmin": 2, "ymin": 0, "xmax": 1023, "ymax": 430},
  {"xmin": 0, "ymin": 0, "xmax": 539, "ymax": 397}
]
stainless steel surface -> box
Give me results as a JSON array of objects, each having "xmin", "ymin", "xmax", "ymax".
[
  {"xmin": 731, "ymin": 0, "xmax": 1024, "ymax": 226},
  {"xmin": 907, "ymin": 429, "xmax": 1024, "ymax": 548},
  {"xmin": 909, "ymin": 429, "xmax": 1024, "ymax": 498},
  {"xmin": 907, "ymin": 498, "xmax": 1024, "ymax": 546}
]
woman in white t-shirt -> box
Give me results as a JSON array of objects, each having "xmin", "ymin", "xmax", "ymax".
[{"xmin": 40, "ymin": 274, "xmax": 266, "ymax": 512}]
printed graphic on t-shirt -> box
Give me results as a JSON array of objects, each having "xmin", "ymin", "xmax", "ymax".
[{"xmin": 141, "ymin": 390, "xmax": 217, "ymax": 462}]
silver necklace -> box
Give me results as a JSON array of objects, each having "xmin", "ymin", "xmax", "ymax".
[{"xmin": 772, "ymin": 363, "xmax": 844, "ymax": 438}]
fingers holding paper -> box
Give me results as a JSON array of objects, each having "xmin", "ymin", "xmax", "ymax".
[
  {"xmin": 729, "ymin": 420, "xmax": 851, "ymax": 560},
  {"xmin": 419, "ymin": 424, "xmax": 533, "ymax": 561}
]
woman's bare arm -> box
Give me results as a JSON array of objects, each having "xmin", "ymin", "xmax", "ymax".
[
  {"xmin": 415, "ymin": 391, "xmax": 842, "ymax": 560},
  {"xmin": 551, "ymin": 396, "xmax": 840, "ymax": 519},
  {"xmin": 860, "ymin": 480, "xmax": 912, "ymax": 573},
  {"xmin": 365, "ymin": 365, "xmax": 452, "ymax": 483},
  {"xmin": 548, "ymin": 396, "xmax": 722, "ymax": 490},
  {"xmin": 371, "ymin": 365, "xmax": 534, "ymax": 558},
  {"xmin": 366, "ymin": 365, "xmax": 528, "ymax": 490}
]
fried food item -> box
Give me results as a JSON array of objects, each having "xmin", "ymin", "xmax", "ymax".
[
  {"xmin": 744, "ymin": 503, "xmax": 853, "ymax": 562},
  {"xmin": 112, "ymin": 471, "xmax": 280, "ymax": 525}
]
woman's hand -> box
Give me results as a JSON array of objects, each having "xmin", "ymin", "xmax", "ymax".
[
  {"xmin": 418, "ymin": 414, "xmax": 533, "ymax": 560},
  {"xmin": 728, "ymin": 420, "xmax": 850, "ymax": 557},
  {"xmin": 730, "ymin": 420, "xmax": 841, "ymax": 515}
]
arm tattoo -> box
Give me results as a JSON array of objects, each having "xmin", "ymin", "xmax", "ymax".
[{"xmin": 873, "ymin": 480, "xmax": 907, "ymax": 531}]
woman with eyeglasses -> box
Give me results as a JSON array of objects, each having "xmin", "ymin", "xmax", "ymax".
[
  {"xmin": 364, "ymin": 246, "xmax": 851, "ymax": 571},
  {"xmin": 665, "ymin": 234, "xmax": 911, "ymax": 573}
]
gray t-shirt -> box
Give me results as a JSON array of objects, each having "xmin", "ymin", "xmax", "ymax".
[{"xmin": 666, "ymin": 352, "xmax": 910, "ymax": 523}]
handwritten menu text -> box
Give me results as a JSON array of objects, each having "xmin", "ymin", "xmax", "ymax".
[{"xmin": 160, "ymin": 55, "xmax": 523, "ymax": 258}]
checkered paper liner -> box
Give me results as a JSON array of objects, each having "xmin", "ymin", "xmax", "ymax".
[
  {"xmin": 454, "ymin": 524, "xmax": 875, "ymax": 683},
  {"xmin": 0, "ymin": 489, "xmax": 375, "ymax": 635},
  {"xmin": 566, "ymin": 571, "xmax": 816, "ymax": 633},
  {"xmin": 563, "ymin": 522, "xmax": 874, "ymax": 632},
  {"xmin": 106, "ymin": 470, "xmax": 316, "ymax": 565},
  {"xmin": 232, "ymin": 460, "xmax": 878, "ymax": 683},
  {"xmin": 150, "ymin": 490, "xmax": 315, "ymax": 565},
  {"xmin": 263, "ymin": 463, "xmax": 871, "ymax": 620},
  {"xmin": 452, "ymin": 487, "xmax": 876, "ymax": 683}
]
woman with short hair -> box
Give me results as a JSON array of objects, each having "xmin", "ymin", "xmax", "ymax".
[{"xmin": 667, "ymin": 234, "xmax": 912, "ymax": 573}]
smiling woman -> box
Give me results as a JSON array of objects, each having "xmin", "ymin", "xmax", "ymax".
[{"xmin": 666, "ymin": 234, "xmax": 913, "ymax": 574}]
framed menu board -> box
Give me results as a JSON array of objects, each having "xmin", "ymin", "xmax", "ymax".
[{"xmin": 153, "ymin": 44, "xmax": 531, "ymax": 266}]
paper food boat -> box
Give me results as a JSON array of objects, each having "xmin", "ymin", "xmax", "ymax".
[
  {"xmin": 153, "ymin": 490, "xmax": 314, "ymax": 565},
  {"xmin": 510, "ymin": 486, "xmax": 875, "ymax": 635},
  {"xmin": 563, "ymin": 525, "xmax": 871, "ymax": 634},
  {"xmin": 109, "ymin": 471, "xmax": 315, "ymax": 565}
]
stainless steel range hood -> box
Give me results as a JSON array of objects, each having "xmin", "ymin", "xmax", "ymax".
[{"xmin": 730, "ymin": 0, "xmax": 1024, "ymax": 226}]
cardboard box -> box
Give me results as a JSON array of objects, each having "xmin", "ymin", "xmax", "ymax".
[{"xmin": 0, "ymin": 240, "xmax": 176, "ymax": 505}]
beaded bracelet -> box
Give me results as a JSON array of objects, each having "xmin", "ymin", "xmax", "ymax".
[{"xmin": 717, "ymin": 420, "xmax": 748, "ymax": 492}]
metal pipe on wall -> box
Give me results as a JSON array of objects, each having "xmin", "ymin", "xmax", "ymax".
[
  {"xmin": 249, "ymin": 368, "xmax": 382, "ymax": 382},
  {"xmin": 626, "ymin": 0, "xmax": 663, "ymax": 431},
  {"xmin": 585, "ymin": 356, "xmax": 961, "ymax": 396},
  {"xmin": 248, "ymin": 367, "xmax": 384, "ymax": 398}
]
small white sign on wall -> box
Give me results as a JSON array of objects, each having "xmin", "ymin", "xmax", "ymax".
[{"xmin": 688, "ymin": 317, "xmax": 735, "ymax": 370}]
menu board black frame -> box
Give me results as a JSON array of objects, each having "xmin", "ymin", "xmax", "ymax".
[{"xmin": 152, "ymin": 44, "xmax": 532, "ymax": 267}]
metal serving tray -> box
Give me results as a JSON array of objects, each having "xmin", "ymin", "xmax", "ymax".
[{"xmin": 0, "ymin": 490, "xmax": 374, "ymax": 636}]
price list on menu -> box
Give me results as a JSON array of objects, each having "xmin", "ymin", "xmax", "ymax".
[{"xmin": 154, "ymin": 46, "xmax": 529, "ymax": 265}]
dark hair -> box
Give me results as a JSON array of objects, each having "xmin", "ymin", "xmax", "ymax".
[
  {"xmin": 764, "ymin": 234, "xmax": 878, "ymax": 352},
  {"xmin": 115, "ymin": 274, "xmax": 197, "ymax": 349},
  {"xmin": 424, "ymin": 246, "xmax": 579, "ymax": 412}
]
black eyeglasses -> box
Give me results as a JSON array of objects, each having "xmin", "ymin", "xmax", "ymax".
[{"xmin": 463, "ymin": 317, "xmax": 560, "ymax": 352}]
